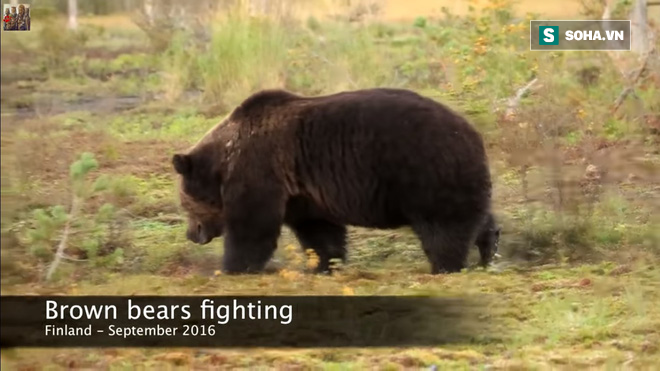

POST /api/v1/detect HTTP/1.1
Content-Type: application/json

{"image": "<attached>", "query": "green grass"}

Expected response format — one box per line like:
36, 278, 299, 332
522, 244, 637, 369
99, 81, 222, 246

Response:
1, 1, 659, 369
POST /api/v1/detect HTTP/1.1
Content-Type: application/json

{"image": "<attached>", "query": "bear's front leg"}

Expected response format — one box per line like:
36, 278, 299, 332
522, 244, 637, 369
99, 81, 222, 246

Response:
288, 219, 347, 274
221, 183, 286, 274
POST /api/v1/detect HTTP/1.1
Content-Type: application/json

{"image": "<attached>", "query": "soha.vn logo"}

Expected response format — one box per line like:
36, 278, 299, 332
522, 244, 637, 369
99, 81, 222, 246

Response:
539, 26, 559, 45
538, 25, 625, 45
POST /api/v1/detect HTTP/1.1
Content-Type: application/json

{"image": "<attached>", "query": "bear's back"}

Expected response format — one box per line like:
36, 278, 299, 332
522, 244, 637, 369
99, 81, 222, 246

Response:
276, 88, 492, 227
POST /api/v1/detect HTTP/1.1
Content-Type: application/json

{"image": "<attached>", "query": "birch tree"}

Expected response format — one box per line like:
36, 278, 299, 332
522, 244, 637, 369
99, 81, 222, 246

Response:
68, 0, 78, 30
630, 0, 650, 54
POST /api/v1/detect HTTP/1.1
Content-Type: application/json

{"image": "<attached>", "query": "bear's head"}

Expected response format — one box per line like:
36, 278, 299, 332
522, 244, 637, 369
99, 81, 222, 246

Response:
172, 116, 240, 245
172, 150, 225, 245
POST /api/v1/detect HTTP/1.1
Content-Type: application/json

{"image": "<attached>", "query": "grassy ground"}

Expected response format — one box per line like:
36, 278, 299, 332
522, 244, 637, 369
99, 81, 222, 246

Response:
1, 0, 660, 369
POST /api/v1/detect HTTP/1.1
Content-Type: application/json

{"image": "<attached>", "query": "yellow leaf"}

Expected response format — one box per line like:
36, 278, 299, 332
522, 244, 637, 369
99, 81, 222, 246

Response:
342, 286, 355, 296
305, 249, 320, 269
279, 269, 302, 281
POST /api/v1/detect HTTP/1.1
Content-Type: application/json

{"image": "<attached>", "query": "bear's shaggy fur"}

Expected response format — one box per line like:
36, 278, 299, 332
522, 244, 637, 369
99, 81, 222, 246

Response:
172, 88, 497, 274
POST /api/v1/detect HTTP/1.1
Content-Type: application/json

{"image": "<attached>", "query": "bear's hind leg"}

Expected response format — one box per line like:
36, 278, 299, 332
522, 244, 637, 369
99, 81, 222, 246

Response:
289, 220, 347, 273
412, 221, 477, 274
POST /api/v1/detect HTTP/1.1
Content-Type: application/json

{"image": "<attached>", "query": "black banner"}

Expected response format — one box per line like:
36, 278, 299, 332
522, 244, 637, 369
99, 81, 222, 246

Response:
0, 296, 498, 348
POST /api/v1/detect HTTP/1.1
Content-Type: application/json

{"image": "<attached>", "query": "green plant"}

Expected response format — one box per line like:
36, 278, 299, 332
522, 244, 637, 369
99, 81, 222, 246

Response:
197, 15, 290, 106
22, 153, 126, 281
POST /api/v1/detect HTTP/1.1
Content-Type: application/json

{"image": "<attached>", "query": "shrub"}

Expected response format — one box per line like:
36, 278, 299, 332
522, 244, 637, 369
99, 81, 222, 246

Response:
19, 153, 129, 281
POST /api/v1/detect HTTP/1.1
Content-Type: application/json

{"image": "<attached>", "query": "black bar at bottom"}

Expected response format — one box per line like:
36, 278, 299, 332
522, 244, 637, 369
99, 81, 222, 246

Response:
1, 295, 498, 348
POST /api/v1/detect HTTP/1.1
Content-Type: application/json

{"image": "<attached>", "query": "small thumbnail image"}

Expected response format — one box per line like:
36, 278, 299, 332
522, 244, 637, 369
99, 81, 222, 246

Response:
3, 3, 30, 31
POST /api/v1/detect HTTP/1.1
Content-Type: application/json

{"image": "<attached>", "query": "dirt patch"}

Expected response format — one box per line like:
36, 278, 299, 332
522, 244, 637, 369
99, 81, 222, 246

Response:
0, 47, 36, 66
104, 138, 187, 178
3, 118, 185, 211
84, 45, 149, 60
7, 123, 110, 183
7, 122, 184, 182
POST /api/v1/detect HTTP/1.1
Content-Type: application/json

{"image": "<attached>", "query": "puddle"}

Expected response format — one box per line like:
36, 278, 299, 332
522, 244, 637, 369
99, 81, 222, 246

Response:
2, 91, 201, 122
1, 89, 206, 122
2, 94, 144, 122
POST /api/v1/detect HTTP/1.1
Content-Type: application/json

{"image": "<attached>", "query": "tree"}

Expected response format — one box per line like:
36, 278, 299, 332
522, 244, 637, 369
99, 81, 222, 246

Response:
68, 0, 77, 30
602, 0, 658, 112
630, 0, 651, 54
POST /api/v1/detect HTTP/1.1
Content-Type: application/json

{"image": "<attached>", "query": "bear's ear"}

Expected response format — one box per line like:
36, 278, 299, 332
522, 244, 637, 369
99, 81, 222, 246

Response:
172, 154, 192, 176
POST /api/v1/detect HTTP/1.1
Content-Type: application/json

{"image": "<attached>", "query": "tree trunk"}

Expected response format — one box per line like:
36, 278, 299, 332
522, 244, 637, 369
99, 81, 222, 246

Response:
123, 0, 134, 13
249, 0, 268, 16
68, 0, 78, 30
630, 0, 650, 54
143, 0, 154, 26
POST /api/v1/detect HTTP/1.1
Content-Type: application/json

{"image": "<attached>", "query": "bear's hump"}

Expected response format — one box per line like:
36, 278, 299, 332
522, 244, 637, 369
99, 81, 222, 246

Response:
231, 89, 301, 121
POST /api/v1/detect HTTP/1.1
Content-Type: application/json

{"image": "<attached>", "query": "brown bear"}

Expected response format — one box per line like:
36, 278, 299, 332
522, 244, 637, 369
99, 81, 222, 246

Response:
172, 88, 498, 274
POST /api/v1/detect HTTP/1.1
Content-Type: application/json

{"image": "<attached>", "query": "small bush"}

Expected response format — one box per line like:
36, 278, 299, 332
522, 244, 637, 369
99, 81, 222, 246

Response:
18, 153, 130, 281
